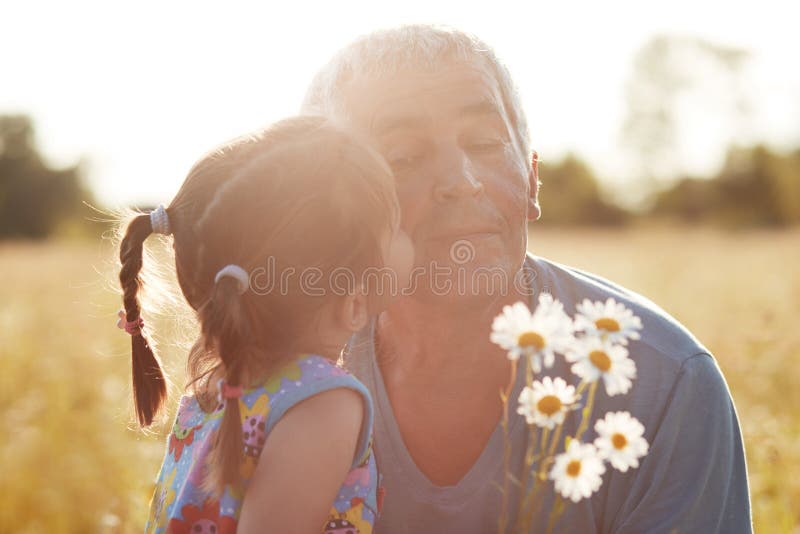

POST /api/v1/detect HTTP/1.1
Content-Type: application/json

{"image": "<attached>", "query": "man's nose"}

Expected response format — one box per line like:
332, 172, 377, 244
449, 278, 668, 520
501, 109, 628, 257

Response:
432, 148, 484, 203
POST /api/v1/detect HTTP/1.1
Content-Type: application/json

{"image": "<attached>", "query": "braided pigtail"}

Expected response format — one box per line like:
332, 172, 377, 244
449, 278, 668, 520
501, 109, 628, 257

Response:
199, 270, 254, 495
119, 214, 168, 426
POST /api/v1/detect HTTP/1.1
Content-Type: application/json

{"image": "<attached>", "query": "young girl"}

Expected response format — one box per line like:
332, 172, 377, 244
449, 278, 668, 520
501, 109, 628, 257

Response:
117, 116, 412, 533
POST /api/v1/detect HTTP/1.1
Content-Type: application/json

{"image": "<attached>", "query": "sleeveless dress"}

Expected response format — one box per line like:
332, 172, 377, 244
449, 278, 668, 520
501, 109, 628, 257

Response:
145, 354, 381, 533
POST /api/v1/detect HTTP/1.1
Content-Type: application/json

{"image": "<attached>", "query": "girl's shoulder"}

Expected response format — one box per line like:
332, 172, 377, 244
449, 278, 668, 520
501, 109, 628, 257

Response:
250, 354, 372, 430
168, 354, 374, 469
245, 354, 375, 469
172, 355, 369, 431
258, 354, 356, 398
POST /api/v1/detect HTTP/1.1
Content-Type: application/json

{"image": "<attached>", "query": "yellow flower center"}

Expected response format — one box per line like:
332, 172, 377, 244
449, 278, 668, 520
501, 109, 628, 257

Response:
566, 460, 582, 477
612, 433, 628, 450
595, 317, 621, 332
536, 395, 563, 416
589, 350, 612, 372
518, 331, 545, 350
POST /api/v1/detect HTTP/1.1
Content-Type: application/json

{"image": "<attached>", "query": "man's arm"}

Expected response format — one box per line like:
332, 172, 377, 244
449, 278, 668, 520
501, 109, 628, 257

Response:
611, 353, 751, 534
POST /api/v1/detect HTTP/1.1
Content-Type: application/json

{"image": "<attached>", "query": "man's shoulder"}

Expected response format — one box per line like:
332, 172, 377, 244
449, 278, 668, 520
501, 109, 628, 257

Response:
526, 253, 710, 368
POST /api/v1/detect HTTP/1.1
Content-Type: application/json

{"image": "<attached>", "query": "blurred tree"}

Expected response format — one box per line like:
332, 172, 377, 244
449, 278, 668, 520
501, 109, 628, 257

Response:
715, 145, 800, 227
538, 154, 629, 226
650, 176, 719, 222
772, 148, 800, 225
620, 35, 751, 205
651, 145, 800, 227
0, 115, 91, 238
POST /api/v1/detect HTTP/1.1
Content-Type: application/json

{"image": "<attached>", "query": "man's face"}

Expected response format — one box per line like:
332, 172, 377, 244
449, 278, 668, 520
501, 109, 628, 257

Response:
343, 60, 538, 293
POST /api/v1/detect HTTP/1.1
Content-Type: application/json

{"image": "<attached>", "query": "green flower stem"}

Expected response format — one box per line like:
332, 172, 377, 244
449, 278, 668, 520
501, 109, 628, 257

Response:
514, 358, 536, 521
515, 423, 547, 532
520, 380, 590, 530
498, 358, 519, 534
574, 380, 599, 442
527, 425, 556, 530
545, 495, 565, 534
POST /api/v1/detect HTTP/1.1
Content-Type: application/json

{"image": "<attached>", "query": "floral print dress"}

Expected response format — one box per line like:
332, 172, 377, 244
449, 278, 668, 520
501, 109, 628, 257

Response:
145, 354, 380, 533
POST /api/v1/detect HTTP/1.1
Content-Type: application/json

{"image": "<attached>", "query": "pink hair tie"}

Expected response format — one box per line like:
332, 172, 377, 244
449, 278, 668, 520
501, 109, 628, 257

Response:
217, 379, 244, 405
117, 310, 144, 336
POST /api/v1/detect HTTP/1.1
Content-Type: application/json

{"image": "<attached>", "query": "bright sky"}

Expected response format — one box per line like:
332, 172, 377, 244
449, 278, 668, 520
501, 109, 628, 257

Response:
3, 0, 799, 206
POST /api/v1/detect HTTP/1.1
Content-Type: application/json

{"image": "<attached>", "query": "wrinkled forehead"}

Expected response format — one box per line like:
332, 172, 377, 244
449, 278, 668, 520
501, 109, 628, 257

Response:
339, 59, 510, 136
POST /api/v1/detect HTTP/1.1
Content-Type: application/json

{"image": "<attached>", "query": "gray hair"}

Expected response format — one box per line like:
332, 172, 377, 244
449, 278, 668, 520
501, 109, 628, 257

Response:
301, 24, 531, 160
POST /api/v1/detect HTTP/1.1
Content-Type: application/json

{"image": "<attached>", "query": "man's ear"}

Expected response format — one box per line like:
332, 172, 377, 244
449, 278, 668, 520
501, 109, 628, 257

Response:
336, 289, 370, 334
528, 150, 542, 221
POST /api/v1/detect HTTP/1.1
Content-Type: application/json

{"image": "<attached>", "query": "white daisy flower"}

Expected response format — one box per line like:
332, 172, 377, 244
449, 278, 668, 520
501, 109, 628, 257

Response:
594, 411, 649, 472
517, 376, 578, 429
575, 298, 642, 345
566, 337, 637, 396
490, 295, 574, 373
549, 440, 606, 502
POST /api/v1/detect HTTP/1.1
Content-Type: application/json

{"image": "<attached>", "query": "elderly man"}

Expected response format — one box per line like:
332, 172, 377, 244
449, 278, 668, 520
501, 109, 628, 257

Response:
303, 26, 751, 533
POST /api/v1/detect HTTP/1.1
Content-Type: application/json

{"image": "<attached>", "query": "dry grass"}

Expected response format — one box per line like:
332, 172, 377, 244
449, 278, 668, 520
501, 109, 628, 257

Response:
0, 227, 797, 532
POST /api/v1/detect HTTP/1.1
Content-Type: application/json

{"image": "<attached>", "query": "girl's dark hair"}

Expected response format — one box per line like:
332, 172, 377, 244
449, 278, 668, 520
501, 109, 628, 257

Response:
118, 214, 168, 426
117, 115, 397, 494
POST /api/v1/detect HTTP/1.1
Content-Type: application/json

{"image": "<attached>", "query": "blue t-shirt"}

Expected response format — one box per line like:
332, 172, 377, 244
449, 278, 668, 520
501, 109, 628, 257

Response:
344, 254, 751, 533
145, 354, 381, 533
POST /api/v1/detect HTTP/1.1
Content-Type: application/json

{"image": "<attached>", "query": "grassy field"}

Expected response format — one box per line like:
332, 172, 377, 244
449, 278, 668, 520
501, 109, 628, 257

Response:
1, 228, 798, 532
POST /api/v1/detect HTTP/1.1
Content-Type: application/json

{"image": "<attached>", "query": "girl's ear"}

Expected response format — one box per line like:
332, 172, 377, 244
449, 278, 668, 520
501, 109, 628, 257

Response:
336, 288, 370, 333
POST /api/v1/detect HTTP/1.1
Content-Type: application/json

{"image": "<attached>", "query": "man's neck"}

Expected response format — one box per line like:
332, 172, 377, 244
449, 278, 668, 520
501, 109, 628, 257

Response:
375, 288, 530, 382
372, 287, 532, 485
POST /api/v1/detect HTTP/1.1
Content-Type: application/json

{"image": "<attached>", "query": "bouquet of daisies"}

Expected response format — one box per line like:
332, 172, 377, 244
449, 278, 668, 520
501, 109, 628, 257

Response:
491, 295, 649, 533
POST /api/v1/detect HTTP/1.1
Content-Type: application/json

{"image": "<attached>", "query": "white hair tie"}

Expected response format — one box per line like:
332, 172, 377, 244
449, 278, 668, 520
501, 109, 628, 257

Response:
214, 265, 249, 295
149, 205, 171, 235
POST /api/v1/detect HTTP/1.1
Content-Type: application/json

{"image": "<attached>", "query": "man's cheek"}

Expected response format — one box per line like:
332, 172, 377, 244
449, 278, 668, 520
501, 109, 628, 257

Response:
487, 181, 528, 220
396, 189, 427, 231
